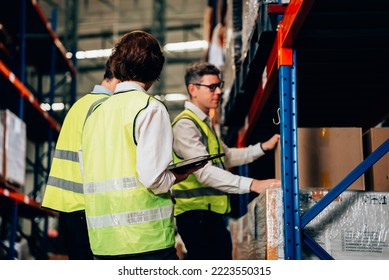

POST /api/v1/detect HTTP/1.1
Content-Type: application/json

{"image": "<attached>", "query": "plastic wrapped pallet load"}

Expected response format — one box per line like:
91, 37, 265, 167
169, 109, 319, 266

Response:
236, 188, 389, 260
1, 109, 27, 190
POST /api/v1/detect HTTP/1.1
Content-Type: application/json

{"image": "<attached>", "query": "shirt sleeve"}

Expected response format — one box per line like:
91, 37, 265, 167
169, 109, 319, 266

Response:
135, 100, 176, 194
222, 142, 265, 169
173, 118, 256, 194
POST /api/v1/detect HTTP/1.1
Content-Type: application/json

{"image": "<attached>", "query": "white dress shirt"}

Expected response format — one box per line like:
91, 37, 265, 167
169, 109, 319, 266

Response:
172, 101, 266, 194
91, 84, 113, 95
114, 82, 176, 195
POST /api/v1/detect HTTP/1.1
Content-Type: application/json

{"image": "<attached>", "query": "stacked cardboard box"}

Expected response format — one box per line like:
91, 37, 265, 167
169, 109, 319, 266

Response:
241, 0, 259, 61
0, 109, 27, 190
364, 128, 389, 191
275, 127, 365, 190
230, 217, 252, 260
234, 188, 389, 260
231, 188, 284, 260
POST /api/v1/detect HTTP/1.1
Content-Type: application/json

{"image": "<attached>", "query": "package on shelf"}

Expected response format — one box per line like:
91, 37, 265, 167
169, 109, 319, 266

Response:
0, 109, 27, 189
225, 0, 243, 66
229, 216, 259, 260
220, 0, 241, 117
230, 188, 284, 260
236, 188, 389, 260
364, 127, 389, 191
303, 190, 389, 260
223, 0, 238, 84
275, 127, 365, 190
241, 0, 260, 61
220, 44, 236, 111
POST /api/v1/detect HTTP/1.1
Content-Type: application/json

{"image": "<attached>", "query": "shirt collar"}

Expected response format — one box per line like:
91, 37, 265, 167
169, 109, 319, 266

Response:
184, 101, 209, 122
90, 85, 113, 96
114, 81, 146, 94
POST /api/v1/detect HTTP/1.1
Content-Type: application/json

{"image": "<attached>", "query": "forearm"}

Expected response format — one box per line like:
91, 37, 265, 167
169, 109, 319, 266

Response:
194, 164, 252, 194
223, 142, 265, 168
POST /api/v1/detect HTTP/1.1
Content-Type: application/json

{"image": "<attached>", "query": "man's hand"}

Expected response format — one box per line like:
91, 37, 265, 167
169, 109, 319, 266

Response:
261, 134, 280, 152
249, 178, 281, 193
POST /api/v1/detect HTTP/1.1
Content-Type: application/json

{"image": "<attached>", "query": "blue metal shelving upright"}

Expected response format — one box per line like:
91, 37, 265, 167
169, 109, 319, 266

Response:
278, 49, 302, 259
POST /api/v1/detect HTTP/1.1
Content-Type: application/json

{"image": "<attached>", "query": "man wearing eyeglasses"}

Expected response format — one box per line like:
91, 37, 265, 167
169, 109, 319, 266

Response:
171, 62, 281, 260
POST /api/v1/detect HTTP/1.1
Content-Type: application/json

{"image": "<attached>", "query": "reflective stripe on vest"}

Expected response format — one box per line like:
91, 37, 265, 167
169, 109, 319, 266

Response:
83, 176, 139, 194
82, 91, 175, 256
47, 176, 83, 194
54, 149, 79, 162
46, 150, 83, 193
87, 205, 173, 229
172, 109, 229, 215
42, 93, 110, 212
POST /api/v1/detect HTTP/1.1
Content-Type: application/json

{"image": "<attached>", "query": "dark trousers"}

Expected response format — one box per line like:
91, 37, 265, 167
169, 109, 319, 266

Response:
58, 210, 94, 260
176, 210, 232, 260
94, 247, 178, 260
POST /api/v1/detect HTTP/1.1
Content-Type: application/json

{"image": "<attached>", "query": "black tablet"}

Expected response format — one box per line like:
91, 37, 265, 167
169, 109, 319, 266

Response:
168, 153, 225, 174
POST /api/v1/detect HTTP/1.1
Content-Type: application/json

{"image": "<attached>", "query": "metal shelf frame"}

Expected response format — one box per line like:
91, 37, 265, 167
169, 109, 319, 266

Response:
225, 0, 389, 259
277, 0, 389, 259
0, 0, 76, 259
0, 187, 56, 259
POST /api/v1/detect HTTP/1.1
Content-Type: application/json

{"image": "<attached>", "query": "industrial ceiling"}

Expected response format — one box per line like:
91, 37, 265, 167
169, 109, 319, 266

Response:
39, 0, 208, 118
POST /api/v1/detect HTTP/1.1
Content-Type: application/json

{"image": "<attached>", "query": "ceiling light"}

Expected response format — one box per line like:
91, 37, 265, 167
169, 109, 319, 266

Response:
164, 40, 208, 53
67, 49, 113, 60
40, 103, 65, 111
164, 93, 188, 102
66, 40, 208, 60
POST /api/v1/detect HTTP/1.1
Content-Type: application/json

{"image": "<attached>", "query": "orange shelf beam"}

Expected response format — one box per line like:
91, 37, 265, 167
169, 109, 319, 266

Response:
0, 60, 61, 132
0, 187, 40, 208
237, 0, 315, 146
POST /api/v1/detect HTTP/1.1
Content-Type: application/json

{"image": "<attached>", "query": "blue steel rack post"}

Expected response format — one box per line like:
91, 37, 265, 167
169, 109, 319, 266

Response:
277, 25, 301, 259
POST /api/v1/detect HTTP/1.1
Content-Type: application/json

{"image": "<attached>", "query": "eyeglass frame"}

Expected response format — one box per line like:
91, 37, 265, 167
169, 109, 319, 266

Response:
192, 81, 224, 92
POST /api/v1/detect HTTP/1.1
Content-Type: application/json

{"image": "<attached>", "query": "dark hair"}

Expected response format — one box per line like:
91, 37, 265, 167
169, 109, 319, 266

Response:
109, 30, 165, 83
184, 62, 221, 88
103, 59, 114, 81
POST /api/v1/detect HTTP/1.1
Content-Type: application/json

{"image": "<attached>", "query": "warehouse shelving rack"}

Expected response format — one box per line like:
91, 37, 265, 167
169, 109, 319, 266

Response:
0, 0, 76, 259
223, 0, 389, 259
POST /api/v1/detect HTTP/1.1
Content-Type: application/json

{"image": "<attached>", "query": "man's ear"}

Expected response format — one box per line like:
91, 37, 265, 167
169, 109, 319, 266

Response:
187, 84, 196, 99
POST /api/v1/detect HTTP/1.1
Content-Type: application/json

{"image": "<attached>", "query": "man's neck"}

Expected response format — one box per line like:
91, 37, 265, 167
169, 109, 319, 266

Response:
190, 100, 209, 115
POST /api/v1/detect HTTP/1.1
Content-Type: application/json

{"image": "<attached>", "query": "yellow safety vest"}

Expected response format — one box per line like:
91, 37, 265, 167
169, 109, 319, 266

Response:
82, 90, 175, 256
42, 93, 109, 212
172, 109, 230, 216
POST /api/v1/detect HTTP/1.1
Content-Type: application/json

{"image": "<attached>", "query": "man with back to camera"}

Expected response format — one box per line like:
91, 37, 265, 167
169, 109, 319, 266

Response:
171, 62, 281, 260
81, 31, 204, 260
41, 60, 119, 259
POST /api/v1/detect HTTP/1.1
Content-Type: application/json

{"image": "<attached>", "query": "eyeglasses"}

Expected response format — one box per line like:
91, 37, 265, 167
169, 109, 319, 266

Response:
193, 81, 224, 92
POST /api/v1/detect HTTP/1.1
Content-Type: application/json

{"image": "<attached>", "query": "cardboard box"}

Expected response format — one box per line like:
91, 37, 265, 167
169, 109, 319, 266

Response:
230, 188, 284, 260
236, 188, 389, 260
1, 109, 27, 189
364, 128, 389, 191
229, 217, 253, 260
275, 127, 365, 190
